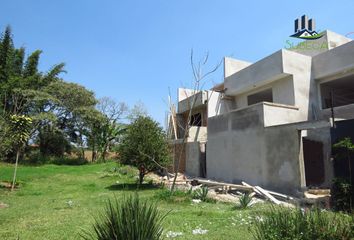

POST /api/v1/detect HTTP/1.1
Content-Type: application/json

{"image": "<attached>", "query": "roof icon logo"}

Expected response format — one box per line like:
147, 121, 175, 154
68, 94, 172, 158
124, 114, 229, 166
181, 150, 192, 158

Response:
290, 15, 324, 40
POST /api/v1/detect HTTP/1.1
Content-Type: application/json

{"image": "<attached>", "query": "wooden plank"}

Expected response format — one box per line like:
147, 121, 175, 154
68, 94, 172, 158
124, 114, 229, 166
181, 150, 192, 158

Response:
307, 189, 330, 195
242, 181, 262, 195
193, 178, 253, 191
242, 181, 294, 200
267, 190, 294, 200
255, 186, 282, 205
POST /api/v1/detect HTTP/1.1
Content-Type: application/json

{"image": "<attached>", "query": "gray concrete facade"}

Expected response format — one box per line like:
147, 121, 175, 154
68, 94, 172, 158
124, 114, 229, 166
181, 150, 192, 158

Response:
172, 30, 354, 194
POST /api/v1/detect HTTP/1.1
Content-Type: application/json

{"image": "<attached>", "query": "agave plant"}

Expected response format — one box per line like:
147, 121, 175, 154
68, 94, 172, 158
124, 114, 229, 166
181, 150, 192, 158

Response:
193, 185, 209, 202
238, 193, 253, 209
82, 194, 168, 240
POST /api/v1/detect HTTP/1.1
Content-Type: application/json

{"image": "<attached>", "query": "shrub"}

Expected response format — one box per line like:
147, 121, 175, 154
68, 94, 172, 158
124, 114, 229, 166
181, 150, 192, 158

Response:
82, 194, 167, 240
118, 116, 170, 184
237, 193, 253, 209
25, 150, 49, 164
331, 177, 352, 212
193, 185, 209, 202
252, 207, 354, 240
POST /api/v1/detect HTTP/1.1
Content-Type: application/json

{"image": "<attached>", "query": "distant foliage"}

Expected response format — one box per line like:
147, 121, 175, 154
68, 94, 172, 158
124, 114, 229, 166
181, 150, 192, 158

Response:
252, 207, 354, 240
0, 26, 114, 163
82, 194, 167, 240
38, 126, 71, 157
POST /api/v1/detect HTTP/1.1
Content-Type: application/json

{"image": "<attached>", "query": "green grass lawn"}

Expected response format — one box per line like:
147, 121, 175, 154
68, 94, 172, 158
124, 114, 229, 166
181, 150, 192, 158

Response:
0, 162, 265, 240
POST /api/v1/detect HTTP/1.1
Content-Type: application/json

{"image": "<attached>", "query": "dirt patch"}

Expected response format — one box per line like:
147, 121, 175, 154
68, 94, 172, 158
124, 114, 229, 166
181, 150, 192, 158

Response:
0, 202, 9, 209
0, 181, 18, 189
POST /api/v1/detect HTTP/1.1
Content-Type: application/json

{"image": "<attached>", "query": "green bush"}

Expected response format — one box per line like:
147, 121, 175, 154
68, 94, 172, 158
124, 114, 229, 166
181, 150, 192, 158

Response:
331, 178, 352, 212
252, 207, 354, 240
82, 194, 167, 240
24, 150, 49, 164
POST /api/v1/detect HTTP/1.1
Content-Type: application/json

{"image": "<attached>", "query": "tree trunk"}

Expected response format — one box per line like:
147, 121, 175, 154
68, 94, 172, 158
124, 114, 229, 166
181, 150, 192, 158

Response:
102, 143, 108, 162
139, 173, 144, 185
11, 150, 20, 191
91, 140, 96, 162
139, 165, 145, 185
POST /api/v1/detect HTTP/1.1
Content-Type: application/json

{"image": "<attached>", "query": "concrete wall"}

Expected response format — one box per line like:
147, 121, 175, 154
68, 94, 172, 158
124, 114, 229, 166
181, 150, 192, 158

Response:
225, 50, 289, 96
207, 91, 221, 117
312, 41, 354, 80
185, 142, 206, 177
178, 90, 208, 114
206, 102, 314, 193
226, 49, 313, 124
206, 104, 269, 187
187, 126, 207, 142
224, 57, 252, 78
263, 102, 300, 127
263, 125, 302, 192
234, 76, 295, 108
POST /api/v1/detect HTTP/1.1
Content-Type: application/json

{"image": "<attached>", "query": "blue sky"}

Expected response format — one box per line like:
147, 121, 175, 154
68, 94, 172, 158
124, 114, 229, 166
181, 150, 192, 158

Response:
1, 0, 354, 126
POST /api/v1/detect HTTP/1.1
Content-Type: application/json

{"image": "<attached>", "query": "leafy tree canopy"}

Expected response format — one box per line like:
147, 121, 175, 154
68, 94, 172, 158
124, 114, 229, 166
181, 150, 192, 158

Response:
118, 116, 170, 184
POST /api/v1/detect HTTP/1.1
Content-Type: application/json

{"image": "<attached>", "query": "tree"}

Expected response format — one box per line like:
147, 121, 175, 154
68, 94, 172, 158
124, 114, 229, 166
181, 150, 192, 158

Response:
8, 114, 32, 191
43, 81, 98, 159
169, 50, 221, 192
127, 101, 148, 122
0, 26, 66, 161
0, 26, 65, 116
95, 97, 128, 161
118, 116, 170, 184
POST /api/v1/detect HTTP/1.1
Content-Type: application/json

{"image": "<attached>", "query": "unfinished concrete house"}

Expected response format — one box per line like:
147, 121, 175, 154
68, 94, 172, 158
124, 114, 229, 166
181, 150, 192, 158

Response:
169, 27, 354, 194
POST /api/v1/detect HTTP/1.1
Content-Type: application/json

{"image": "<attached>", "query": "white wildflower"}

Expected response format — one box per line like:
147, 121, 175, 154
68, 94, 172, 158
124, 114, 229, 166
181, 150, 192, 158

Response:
166, 231, 183, 238
192, 228, 208, 235
66, 200, 74, 208
192, 199, 201, 204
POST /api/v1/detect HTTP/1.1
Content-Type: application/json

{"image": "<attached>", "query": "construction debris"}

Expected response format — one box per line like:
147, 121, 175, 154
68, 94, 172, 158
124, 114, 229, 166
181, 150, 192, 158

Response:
149, 171, 331, 208
191, 178, 253, 192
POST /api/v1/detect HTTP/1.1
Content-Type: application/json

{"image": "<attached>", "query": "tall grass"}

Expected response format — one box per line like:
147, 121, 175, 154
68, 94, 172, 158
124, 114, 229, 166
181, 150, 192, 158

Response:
252, 207, 354, 240
82, 194, 168, 240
